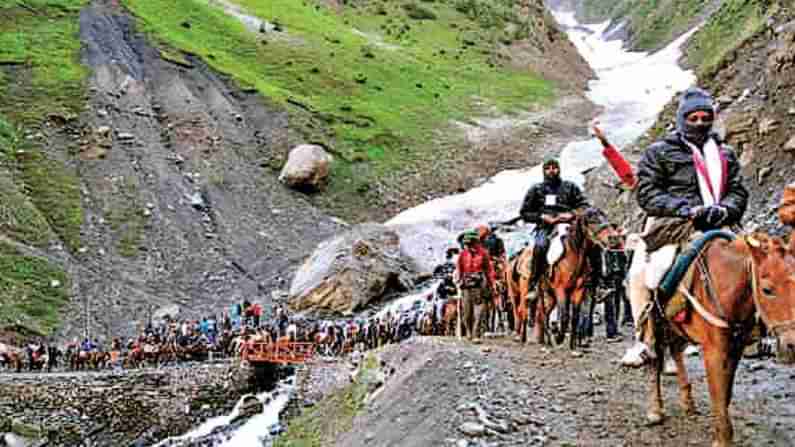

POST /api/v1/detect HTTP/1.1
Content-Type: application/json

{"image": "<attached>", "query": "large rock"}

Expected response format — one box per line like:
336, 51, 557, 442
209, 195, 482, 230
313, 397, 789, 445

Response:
278, 144, 332, 191
288, 223, 417, 315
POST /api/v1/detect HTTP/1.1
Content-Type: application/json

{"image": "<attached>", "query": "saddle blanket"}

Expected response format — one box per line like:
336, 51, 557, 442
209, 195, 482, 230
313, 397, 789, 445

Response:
546, 223, 570, 267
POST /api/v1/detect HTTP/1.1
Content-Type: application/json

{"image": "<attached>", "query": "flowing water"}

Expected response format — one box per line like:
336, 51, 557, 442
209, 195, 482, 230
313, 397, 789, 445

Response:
153, 377, 294, 446
387, 11, 697, 272
162, 4, 698, 446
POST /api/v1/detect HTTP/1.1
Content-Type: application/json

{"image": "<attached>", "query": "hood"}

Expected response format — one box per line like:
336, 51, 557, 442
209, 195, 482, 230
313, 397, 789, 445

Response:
675, 87, 715, 134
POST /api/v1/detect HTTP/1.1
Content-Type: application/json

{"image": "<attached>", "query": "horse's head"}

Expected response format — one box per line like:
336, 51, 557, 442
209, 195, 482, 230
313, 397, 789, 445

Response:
745, 233, 795, 356
577, 207, 620, 249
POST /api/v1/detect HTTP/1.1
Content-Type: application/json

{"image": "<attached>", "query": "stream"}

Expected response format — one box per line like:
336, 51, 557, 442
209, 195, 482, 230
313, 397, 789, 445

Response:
157, 4, 697, 446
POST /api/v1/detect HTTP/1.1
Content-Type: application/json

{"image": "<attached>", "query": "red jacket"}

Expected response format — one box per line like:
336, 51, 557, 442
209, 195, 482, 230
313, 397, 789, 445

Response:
602, 144, 636, 188
457, 245, 496, 287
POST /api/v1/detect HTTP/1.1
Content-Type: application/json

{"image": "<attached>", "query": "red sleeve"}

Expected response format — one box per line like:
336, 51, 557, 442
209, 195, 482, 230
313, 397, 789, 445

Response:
602, 144, 636, 188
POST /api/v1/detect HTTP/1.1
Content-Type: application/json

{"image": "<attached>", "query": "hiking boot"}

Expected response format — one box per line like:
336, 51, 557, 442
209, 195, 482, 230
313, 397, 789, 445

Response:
620, 341, 656, 367
606, 334, 623, 343
472, 338, 482, 345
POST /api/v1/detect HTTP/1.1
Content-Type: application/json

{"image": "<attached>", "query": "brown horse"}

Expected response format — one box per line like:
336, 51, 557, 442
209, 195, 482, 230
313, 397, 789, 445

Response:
646, 232, 795, 447
441, 299, 459, 336
0, 343, 23, 372
509, 208, 616, 348
73, 350, 110, 370
506, 248, 534, 342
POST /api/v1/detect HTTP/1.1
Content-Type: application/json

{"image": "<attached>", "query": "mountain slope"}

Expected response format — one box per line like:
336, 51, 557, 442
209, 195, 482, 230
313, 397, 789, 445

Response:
0, 0, 593, 339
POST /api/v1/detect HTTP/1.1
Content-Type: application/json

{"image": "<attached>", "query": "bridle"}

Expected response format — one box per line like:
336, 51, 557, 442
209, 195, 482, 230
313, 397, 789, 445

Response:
748, 258, 795, 337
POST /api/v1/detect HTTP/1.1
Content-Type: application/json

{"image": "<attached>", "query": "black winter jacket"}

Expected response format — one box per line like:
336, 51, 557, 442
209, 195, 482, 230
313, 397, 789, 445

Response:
520, 179, 589, 227
636, 132, 748, 229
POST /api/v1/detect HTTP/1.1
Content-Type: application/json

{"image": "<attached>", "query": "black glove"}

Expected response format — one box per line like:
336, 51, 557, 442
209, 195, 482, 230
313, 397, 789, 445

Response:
703, 205, 728, 227
676, 204, 703, 219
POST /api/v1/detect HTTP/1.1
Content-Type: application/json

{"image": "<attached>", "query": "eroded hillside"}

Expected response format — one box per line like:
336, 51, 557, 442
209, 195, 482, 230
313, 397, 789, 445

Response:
0, 0, 592, 339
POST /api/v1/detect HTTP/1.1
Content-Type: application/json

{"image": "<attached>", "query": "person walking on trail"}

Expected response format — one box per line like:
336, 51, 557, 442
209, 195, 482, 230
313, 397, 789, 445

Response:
477, 224, 508, 332
621, 87, 748, 367
456, 230, 497, 343
519, 157, 590, 287
433, 247, 459, 301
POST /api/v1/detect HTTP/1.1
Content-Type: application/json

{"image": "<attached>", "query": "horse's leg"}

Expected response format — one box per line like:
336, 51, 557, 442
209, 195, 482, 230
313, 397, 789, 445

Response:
670, 343, 696, 416
517, 277, 528, 343
556, 293, 570, 346
532, 286, 544, 344
646, 347, 665, 425
703, 342, 739, 447
570, 298, 580, 350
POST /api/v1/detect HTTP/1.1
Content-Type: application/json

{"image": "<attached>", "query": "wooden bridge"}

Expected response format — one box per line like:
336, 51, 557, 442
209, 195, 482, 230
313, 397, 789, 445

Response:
241, 341, 316, 365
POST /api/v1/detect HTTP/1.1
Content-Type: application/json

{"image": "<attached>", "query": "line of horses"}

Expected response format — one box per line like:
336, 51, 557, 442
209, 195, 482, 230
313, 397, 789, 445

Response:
498, 207, 795, 447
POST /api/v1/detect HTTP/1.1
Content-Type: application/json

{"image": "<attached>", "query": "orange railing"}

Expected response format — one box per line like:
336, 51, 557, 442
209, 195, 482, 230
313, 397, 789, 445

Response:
241, 341, 315, 364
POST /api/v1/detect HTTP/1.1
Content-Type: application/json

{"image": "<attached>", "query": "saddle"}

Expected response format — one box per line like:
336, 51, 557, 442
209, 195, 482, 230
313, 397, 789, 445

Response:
656, 230, 737, 321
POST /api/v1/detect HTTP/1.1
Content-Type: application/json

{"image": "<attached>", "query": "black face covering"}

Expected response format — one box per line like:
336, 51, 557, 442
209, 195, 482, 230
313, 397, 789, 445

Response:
675, 88, 716, 148
682, 121, 712, 147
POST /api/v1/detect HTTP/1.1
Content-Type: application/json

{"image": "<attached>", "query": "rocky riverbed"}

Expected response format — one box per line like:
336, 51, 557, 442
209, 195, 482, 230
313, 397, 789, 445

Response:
0, 362, 249, 446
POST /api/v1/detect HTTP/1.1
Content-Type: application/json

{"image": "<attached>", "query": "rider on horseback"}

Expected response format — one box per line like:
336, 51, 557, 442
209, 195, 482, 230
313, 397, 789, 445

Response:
519, 157, 589, 287
621, 87, 749, 366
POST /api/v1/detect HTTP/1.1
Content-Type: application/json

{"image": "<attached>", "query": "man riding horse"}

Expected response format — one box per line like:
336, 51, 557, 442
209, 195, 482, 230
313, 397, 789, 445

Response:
621, 87, 749, 366
519, 157, 590, 289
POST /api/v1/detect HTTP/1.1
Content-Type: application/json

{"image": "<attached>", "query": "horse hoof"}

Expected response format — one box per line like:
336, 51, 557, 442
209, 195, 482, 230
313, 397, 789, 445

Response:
645, 411, 664, 426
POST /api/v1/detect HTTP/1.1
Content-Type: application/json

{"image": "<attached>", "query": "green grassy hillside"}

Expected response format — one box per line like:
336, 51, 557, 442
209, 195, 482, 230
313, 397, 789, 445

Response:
0, 0, 86, 252
122, 0, 555, 212
686, 0, 769, 76
0, 0, 87, 336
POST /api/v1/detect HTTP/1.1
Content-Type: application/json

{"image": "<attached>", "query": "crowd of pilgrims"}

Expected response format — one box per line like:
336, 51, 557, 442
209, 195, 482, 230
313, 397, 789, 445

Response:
1, 226, 634, 375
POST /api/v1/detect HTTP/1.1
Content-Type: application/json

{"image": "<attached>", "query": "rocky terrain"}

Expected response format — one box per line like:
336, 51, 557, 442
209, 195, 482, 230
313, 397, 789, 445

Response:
0, 362, 250, 446
274, 336, 795, 446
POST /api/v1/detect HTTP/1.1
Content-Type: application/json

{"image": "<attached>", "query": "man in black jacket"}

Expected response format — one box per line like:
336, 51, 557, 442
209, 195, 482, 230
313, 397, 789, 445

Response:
621, 87, 749, 367
519, 158, 589, 286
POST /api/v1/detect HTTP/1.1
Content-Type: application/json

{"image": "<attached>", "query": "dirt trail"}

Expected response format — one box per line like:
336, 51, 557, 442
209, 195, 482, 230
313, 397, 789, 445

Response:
336, 336, 794, 446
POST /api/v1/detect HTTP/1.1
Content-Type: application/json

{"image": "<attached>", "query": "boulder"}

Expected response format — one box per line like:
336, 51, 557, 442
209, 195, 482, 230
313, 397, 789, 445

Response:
278, 144, 332, 191
231, 395, 262, 423
288, 223, 417, 315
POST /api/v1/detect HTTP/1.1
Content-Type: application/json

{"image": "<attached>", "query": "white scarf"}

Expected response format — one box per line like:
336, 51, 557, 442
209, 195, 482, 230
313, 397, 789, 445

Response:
684, 137, 726, 206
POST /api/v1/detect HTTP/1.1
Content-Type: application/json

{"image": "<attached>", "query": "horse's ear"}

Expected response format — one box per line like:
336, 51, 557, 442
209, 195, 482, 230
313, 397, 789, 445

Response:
745, 233, 770, 264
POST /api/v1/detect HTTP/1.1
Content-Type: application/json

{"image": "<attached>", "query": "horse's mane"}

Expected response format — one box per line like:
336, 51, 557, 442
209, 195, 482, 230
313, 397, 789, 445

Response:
569, 209, 589, 252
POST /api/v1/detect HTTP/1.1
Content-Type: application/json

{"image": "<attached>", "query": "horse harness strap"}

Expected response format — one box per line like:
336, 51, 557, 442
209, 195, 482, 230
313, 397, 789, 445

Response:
673, 252, 731, 330
748, 259, 795, 337
695, 253, 750, 350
